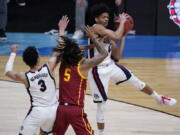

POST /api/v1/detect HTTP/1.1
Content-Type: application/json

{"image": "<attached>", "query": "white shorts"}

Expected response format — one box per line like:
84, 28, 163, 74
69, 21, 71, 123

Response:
88, 62, 132, 102
19, 103, 58, 135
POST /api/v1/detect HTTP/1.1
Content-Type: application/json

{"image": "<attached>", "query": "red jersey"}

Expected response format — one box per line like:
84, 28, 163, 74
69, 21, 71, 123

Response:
59, 61, 87, 107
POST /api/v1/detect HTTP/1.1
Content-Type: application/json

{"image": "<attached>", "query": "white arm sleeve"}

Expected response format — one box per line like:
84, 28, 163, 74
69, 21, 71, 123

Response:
5, 52, 16, 74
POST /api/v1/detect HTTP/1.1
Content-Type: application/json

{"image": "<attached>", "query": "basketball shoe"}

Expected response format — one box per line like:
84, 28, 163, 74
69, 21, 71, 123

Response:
156, 95, 177, 106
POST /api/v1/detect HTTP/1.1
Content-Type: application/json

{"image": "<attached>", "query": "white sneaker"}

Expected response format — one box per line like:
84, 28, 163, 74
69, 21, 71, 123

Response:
157, 96, 177, 106
72, 30, 84, 40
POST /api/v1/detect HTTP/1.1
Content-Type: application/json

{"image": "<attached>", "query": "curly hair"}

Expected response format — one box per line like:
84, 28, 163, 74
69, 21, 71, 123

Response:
23, 46, 39, 67
91, 3, 110, 19
54, 36, 83, 66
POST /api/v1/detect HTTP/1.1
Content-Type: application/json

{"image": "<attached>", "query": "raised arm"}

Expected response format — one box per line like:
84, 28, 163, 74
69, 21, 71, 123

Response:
80, 26, 108, 76
58, 15, 69, 36
5, 45, 28, 86
111, 36, 125, 62
94, 13, 128, 41
47, 15, 70, 73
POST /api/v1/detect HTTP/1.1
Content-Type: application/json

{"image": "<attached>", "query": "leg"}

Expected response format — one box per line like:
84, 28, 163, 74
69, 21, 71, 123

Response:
19, 107, 42, 135
125, 70, 177, 106
88, 67, 110, 135
40, 104, 58, 135
75, 0, 87, 31
0, 0, 7, 30
73, 0, 88, 39
96, 102, 106, 135
53, 105, 69, 135
112, 63, 177, 106
71, 107, 94, 135
0, 0, 7, 39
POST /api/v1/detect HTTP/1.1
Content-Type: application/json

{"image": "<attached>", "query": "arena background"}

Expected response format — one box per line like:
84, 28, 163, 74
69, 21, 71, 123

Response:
7, 0, 180, 35
0, 0, 180, 134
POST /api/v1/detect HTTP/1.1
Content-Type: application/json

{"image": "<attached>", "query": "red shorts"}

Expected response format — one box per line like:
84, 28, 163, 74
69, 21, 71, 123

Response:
53, 105, 94, 135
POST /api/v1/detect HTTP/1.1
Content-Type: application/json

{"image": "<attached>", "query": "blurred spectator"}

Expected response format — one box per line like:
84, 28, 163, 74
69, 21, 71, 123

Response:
72, 0, 88, 40
0, 0, 8, 40
16, 0, 26, 6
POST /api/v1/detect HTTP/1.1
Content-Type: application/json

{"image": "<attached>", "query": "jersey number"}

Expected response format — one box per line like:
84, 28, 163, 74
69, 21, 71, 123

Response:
38, 80, 47, 92
64, 68, 71, 82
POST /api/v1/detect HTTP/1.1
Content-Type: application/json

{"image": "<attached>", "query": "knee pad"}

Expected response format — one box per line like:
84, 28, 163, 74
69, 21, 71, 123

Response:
96, 102, 106, 123
127, 74, 146, 90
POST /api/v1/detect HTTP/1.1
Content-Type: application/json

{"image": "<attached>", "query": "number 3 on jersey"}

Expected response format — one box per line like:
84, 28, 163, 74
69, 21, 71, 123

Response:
38, 80, 46, 92
64, 68, 71, 82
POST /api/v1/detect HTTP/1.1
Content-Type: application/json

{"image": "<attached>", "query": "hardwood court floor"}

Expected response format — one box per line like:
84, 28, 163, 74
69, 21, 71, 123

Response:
0, 80, 180, 135
0, 56, 180, 117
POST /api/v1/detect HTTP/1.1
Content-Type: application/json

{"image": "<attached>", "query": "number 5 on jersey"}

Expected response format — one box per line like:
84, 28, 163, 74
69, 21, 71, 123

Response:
64, 68, 71, 82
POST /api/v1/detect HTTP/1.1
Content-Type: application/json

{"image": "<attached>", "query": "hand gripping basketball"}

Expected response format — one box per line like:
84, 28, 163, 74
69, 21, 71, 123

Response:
115, 13, 134, 35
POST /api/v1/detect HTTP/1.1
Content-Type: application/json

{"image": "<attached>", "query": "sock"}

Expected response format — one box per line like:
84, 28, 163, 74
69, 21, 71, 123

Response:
98, 129, 104, 135
150, 91, 161, 101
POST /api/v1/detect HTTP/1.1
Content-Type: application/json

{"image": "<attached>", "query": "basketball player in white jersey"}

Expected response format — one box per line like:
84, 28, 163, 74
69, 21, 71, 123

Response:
4, 16, 70, 135
87, 4, 177, 135
4, 44, 60, 135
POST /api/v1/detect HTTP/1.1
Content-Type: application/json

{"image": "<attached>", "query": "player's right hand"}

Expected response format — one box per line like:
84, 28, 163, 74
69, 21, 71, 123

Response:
119, 13, 129, 24
84, 26, 96, 39
58, 15, 69, 35
10, 44, 19, 53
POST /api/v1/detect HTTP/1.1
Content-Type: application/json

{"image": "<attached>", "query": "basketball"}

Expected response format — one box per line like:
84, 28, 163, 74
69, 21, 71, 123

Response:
114, 14, 134, 35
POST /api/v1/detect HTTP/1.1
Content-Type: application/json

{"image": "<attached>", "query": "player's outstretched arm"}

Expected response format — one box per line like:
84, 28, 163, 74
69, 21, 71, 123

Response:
79, 44, 95, 51
47, 15, 69, 74
58, 15, 69, 36
5, 45, 27, 85
47, 52, 61, 74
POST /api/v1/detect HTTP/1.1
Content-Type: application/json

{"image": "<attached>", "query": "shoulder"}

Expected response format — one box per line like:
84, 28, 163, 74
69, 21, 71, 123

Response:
79, 58, 86, 65
93, 24, 105, 30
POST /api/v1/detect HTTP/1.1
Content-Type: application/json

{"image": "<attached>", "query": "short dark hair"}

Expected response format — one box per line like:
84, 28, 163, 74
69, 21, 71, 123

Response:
91, 3, 110, 19
54, 36, 83, 66
23, 46, 39, 67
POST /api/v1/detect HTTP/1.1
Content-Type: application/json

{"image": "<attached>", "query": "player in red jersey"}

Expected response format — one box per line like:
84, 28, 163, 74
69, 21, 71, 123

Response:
53, 17, 108, 135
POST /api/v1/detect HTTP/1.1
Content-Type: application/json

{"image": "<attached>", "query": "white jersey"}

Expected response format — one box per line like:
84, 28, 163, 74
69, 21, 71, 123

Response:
87, 24, 113, 66
88, 38, 113, 66
25, 64, 58, 107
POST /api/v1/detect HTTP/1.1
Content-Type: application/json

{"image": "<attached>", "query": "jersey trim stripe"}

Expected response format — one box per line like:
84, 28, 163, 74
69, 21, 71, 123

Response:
77, 78, 83, 105
25, 106, 33, 118
45, 64, 56, 89
44, 64, 55, 80
25, 72, 30, 89
40, 128, 53, 134
25, 72, 33, 106
81, 109, 93, 135
92, 67, 108, 101
77, 61, 87, 79
115, 64, 132, 85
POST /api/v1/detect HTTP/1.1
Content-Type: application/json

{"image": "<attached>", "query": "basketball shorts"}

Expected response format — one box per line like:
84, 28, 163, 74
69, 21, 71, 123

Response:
88, 62, 132, 102
53, 105, 94, 135
19, 103, 58, 135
